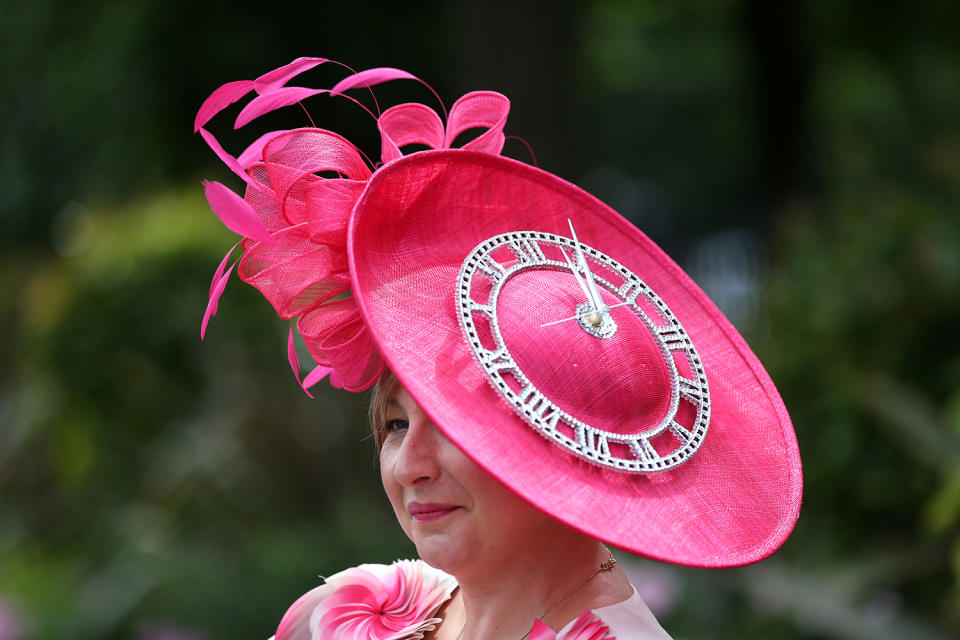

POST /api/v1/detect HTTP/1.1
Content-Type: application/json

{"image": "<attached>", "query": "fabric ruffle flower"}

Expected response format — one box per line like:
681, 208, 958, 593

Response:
195, 57, 512, 394
529, 611, 616, 640
272, 560, 457, 640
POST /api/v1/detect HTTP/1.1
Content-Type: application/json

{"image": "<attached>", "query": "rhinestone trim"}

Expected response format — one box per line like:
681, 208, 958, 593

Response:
455, 231, 710, 473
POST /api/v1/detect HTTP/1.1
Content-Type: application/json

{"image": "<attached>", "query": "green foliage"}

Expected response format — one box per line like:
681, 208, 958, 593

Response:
752, 186, 960, 632
2, 1, 959, 638
2, 189, 412, 638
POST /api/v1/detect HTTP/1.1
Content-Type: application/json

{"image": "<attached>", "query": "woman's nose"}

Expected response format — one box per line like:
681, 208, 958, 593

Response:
393, 417, 442, 487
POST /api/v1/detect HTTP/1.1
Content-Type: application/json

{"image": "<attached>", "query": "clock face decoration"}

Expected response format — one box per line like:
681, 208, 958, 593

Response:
456, 230, 710, 473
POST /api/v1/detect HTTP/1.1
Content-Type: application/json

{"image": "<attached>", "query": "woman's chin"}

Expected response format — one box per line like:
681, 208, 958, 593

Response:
412, 532, 473, 574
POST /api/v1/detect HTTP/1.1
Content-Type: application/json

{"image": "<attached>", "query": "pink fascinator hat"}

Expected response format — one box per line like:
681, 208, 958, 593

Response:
196, 57, 802, 568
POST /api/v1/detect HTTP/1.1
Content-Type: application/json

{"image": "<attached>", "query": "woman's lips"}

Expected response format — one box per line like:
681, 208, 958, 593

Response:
407, 502, 460, 522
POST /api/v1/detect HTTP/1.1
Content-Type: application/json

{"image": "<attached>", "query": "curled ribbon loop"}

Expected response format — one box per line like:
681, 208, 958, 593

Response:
261, 129, 372, 226
376, 91, 511, 164
238, 221, 350, 320
445, 91, 510, 155
298, 298, 385, 392
378, 103, 446, 163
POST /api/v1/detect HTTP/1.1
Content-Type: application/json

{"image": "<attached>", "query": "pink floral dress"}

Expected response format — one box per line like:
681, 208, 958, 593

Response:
270, 560, 672, 640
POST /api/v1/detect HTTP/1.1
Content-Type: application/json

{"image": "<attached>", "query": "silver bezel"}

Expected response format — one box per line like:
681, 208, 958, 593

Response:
456, 231, 710, 473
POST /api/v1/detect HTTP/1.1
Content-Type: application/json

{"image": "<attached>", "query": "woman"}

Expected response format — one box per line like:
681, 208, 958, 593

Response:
195, 57, 802, 639
363, 373, 667, 639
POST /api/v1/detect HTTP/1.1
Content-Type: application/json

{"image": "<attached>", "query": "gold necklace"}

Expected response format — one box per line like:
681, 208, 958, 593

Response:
453, 554, 616, 640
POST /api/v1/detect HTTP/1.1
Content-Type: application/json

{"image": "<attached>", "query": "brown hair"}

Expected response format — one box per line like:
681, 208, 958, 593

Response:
368, 369, 399, 454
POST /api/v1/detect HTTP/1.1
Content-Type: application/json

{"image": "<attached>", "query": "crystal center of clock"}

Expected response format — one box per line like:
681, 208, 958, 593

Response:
576, 301, 618, 339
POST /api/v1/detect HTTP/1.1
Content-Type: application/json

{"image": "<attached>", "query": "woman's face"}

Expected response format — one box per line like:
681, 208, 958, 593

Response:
379, 384, 558, 573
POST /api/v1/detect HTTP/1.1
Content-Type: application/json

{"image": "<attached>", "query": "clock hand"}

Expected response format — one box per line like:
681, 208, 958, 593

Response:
562, 248, 596, 308
561, 248, 607, 327
567, 219, 606, 313
540, 301, 632, 328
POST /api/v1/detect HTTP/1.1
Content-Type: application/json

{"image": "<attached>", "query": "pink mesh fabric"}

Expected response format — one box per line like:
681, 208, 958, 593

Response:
497, 270, 674, 434
237, 222, 351, 319
297, 298, 383, 392
349, 151, 802, 567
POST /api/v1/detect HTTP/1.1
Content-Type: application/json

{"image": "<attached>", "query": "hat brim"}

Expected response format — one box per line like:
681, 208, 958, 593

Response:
349, 150, 801, 568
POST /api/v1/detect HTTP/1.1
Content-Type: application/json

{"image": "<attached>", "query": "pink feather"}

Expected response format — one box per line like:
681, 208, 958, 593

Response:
288, 326, 318, 398
203, 180, 275, 245
287, 325, 301, 378
234, 87, 327, 129
330, 67, 420, 95
254, 57, 328, 94
237, 130, 286, 169
302, 364, 334, 391
198, 128, 262, 191
201, 263, 234, 339
194, 80, 255, 132
209, 242, 239, 297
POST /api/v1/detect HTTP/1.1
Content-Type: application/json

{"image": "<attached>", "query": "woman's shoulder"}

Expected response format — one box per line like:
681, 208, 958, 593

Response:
268, 562, 672, 640
562, 587, 673, 640
270, 559, 457, 640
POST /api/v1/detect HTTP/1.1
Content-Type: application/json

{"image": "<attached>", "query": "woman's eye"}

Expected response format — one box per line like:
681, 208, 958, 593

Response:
385, 419, 409, 433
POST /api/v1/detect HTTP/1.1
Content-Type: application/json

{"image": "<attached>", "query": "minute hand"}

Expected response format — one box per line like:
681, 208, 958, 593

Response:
562, 249, 596, 308
568, 219, 606, 311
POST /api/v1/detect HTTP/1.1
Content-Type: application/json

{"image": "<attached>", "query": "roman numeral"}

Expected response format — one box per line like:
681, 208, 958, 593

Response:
617, 278, 643, 304
508, 237, 546, 264
678, 376, 705, 404
478, 348, 513, 373
629, 438, 658, 462
577, 426, 610, 458
670, 420, 693, 444
468, 300, 494, 317
516, 385, 561, 430
656, 325, 689, 351
476, 255, 506, 280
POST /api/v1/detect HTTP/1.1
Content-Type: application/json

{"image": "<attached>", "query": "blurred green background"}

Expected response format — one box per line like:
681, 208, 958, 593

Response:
2, 1, 959, 638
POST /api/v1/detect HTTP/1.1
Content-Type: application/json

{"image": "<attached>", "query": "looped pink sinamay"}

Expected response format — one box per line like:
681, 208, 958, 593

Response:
378, 91, 510, 162
197, 59, 512, 392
